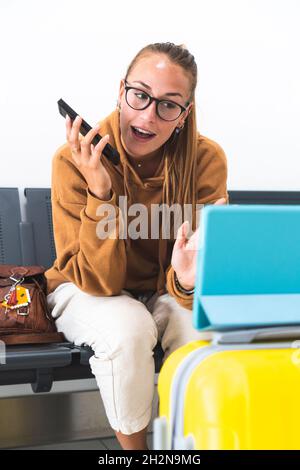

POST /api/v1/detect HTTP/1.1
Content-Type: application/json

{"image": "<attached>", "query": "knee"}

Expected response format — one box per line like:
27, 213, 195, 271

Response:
93, 311, 158, 360
91, 329, 158, 380
116, 315, 158, 355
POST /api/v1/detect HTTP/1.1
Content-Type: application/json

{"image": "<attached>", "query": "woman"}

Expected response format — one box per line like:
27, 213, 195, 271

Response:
45, 42, 228, 450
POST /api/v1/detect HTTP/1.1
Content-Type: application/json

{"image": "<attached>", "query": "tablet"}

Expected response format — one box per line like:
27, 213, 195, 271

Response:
192, 204, 300, 330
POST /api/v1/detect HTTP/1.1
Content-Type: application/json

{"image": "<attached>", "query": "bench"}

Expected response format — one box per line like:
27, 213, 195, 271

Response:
1, 188, 300, 392
0, 188, 300, 448
1, 187, 300, 447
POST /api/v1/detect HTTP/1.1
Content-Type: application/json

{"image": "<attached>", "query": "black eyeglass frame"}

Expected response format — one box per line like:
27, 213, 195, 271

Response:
124, 79, 189, 122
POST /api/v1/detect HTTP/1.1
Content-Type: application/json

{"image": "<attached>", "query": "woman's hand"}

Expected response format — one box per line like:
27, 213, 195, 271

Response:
171, 197, 227, 290
66, 114, 112, 200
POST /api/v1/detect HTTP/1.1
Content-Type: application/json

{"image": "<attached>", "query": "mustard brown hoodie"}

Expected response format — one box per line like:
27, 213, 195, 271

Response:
45, 108, 228, 310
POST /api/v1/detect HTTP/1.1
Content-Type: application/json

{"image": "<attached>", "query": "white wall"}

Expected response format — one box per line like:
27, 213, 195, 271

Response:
1, 0, 299, 194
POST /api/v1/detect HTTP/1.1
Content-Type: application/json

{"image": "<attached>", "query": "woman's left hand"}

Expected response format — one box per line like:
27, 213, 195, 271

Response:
171, 198, 227, 290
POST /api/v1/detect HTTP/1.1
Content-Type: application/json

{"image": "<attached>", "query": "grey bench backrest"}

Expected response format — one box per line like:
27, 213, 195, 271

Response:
0, 187, 56, 268
2, 188, 300, 269
26, 188, 300, 269
23, 188, 56, 269
229, 190, 300, 205
0, 188, 23, 264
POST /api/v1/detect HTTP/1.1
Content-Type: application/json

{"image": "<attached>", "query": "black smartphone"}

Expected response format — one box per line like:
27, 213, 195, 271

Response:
57, 98, 120, 166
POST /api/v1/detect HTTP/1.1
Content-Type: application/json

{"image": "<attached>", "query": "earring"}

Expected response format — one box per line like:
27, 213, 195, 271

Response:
175, 123, 184, 134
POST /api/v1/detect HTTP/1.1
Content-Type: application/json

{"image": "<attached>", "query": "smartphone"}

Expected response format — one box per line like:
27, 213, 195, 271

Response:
57, 98, 120, 166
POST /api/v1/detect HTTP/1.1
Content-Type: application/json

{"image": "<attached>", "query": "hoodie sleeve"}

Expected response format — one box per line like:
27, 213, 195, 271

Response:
166, 135, 229, 310
50, 149, 127, 296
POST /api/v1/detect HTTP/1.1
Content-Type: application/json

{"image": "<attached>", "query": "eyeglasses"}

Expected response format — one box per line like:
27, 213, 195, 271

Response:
124, 79, 189, 121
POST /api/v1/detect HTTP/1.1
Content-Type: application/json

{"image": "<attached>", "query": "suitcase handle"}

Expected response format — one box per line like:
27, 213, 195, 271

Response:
213, 326, 300, 344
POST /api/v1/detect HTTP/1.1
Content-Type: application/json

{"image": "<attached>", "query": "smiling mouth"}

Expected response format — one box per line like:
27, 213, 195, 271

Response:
131, 126, 156, 140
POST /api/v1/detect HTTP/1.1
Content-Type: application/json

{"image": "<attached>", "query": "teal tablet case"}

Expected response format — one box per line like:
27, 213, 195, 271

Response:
192, 205, 300, 330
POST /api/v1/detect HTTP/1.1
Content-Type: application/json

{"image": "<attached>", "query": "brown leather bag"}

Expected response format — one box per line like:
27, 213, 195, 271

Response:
0, 264, 65, 345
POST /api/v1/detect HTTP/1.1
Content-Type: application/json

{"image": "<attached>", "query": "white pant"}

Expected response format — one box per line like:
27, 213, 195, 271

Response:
46, 282, 210, 435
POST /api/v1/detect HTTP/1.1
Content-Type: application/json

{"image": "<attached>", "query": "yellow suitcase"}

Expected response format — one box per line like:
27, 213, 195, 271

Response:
154, 328, 300, 450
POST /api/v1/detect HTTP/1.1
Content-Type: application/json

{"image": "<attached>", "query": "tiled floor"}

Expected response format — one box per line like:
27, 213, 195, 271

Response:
15, 433, 153, 450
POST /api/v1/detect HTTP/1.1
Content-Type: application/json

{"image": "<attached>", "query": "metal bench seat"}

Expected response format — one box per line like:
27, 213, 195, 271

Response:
1, 188, 300, 394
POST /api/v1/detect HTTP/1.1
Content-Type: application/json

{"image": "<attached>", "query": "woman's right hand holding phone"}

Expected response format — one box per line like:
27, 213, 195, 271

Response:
66, 115, 112, 200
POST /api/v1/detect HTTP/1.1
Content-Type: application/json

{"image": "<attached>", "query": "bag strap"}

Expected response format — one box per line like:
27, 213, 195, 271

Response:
214, 326, 300, 344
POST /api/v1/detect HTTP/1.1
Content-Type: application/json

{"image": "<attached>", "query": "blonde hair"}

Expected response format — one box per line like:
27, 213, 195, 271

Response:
124, 42, 198, 234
